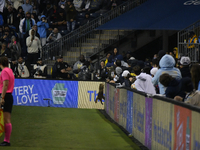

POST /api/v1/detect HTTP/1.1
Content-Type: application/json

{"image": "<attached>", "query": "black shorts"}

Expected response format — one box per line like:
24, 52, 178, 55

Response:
1, 93, 13, 113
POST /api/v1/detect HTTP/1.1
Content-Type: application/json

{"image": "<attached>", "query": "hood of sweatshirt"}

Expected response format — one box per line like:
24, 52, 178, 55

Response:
159, 54, 175, 68
40, 15, 46, 20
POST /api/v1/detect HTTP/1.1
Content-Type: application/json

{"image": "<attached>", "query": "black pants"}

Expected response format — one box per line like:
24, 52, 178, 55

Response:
27, 53, 39, 64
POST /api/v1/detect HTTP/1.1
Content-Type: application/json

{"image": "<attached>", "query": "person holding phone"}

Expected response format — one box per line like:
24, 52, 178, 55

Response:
37, 15, 49, 46
26, 29, 42, 64
0, 57, 15, 146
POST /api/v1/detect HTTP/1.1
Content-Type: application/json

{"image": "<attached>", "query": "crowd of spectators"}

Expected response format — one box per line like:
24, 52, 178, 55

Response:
50, 47, 200, 107
0, 0, 126, 72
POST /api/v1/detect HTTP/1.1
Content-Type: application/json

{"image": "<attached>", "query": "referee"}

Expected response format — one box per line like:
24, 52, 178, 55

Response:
0, 57, 15, 146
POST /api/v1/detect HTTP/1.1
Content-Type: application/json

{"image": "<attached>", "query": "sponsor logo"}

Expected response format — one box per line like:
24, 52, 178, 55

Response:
52, 83, 67, 104
184, 0, 200, 5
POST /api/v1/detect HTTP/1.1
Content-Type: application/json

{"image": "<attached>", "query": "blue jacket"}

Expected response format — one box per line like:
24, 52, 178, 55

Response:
37, 15, 49, 38
152, 54, 182, 95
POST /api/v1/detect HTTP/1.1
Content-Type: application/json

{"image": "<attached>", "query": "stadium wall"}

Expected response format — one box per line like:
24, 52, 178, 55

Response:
13, 79, 104, 109
105, 83, 200, 150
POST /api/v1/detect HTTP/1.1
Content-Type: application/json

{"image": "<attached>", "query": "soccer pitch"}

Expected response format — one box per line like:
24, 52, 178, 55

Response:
0, 106, 141, 150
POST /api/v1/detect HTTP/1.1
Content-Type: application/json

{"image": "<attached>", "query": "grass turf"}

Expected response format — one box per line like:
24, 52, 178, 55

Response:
0, 106, 141, 150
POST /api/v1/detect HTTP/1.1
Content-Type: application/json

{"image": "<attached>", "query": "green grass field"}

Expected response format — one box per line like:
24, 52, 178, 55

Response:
0, 106, 140, 150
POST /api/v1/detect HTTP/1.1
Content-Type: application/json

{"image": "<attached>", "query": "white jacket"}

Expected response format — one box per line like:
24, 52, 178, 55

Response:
26, 29, 42, 54
132, 73, 156, 95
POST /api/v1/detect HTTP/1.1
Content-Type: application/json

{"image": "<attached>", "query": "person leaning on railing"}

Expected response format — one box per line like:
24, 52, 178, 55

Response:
187, 31, 198, 49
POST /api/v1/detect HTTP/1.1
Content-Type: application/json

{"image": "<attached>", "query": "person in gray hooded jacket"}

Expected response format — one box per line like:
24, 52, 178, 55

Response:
152, 54, 182, 95
8, 36, 21, 60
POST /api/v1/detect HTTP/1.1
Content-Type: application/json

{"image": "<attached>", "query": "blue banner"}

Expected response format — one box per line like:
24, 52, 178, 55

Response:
13, 79, 78, 108
126, 90, 133, 133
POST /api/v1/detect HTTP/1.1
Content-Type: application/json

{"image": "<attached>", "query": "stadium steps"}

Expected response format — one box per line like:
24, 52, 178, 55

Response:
63, 30, 126, 65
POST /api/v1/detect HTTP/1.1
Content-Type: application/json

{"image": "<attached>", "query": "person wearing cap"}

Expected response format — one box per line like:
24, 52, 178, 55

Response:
19, 11, 35, 57
37, 15, 49, 46
152, 54, 182, 95
179, 56, 191, 78
16, 56, 30, 78
65, 0, 77, 32
32, 58, 47, 78
21, 0, 33, 14
73, 54, 86, 74
121, 70, 131, 87
187, 31, 198, 49
52, 56, 72, 79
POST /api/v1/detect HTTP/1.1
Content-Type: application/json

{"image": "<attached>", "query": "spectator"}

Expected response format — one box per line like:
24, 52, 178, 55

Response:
32, 58, 47, 78
26, 29, 41, 64
47, 27, 62, 43
105, 55, 114, 67
65, 0, 77, 32
59, 0, 67, 9
37, 15, 49, 46
116, 55, 128, 68
152, 54, 182, 95
0, 26, 3, 43
16, 56, 30, 78
124, 51, 131, 62
2, 29, 12, 44
121, 70, 131, 87
179, 56, 191, 78
104, 52, 111, 66
73, 0, 84, 12
52, 55, 73, 79
97, 60, 107, 80
8, 36, 21, 60
73, 54, 86, 74
19, 11, 35, 57
31, 12, 39, 23
41, 1, 52, 21
157, 50, 166, 61
150, 58, 159, 77
3, 4, 17, 27
159, 73, 193, 100
187, 31, 197, 49
21, 0, 33, 14
49, 4, 60, 29
0, 42, 11, 58
112, 47, 119, 61
190, 64, 200, 91
173, 47, 178, 60
81, 0, 91, 12
16, 6, 25, 33
80, 12, 92, 26
131, 69, 156, 95
88, 0, 103, 13
78, 61, 91, 80
107, 0, 122, 10
56, 9, 67, 31
13, 0, 24, 10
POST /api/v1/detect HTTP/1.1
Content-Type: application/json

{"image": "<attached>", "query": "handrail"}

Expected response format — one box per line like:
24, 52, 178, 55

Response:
42, 0, 148, 64
178, 19, 200, 62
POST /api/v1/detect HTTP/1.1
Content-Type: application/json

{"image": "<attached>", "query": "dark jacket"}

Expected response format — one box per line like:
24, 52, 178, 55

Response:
65, 3, 77, 21
180, 66, 191, 78
165, 77, 193, 99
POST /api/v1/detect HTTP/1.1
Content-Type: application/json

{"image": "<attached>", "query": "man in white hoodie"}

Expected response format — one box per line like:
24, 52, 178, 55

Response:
26, 29, 41, 64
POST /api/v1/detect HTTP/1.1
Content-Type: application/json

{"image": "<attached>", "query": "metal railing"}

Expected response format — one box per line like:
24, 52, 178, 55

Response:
178, 20, 200, 62
42, 0, 148, 65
